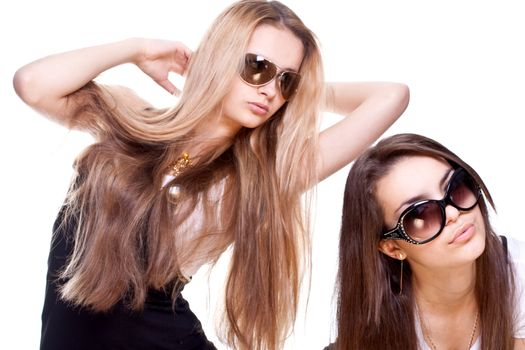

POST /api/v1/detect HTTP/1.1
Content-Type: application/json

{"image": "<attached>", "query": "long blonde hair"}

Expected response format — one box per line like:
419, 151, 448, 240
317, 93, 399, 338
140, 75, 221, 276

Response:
58, 1, 324, 349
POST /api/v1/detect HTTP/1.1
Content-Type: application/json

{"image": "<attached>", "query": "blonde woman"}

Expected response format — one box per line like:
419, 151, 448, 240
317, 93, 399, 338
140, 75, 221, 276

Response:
13, 1, 409, 349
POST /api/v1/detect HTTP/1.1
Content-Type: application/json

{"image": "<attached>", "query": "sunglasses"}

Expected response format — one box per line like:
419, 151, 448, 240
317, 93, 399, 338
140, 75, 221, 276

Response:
240, 53, 301, 101
381, 168, 481, 245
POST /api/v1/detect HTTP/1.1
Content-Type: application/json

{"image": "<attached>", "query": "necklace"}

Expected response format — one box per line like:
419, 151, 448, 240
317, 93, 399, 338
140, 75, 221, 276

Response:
169, 152, 192, 177
416, 304, 479, 350
162, 152, 192, 196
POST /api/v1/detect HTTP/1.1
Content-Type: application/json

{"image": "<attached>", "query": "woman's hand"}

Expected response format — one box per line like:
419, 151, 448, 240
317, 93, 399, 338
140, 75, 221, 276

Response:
134, 39, 192, 96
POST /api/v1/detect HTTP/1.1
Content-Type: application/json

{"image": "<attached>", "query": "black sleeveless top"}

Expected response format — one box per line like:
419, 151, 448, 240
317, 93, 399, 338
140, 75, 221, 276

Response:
40, 209, 217, 350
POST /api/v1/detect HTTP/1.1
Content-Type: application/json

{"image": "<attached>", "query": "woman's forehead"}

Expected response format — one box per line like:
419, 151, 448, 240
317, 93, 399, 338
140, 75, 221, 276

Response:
376, 156, 452, 215
246, 24, 304, 71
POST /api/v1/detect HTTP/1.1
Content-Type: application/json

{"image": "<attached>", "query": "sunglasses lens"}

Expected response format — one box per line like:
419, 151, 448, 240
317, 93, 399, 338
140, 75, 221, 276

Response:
241, 53, 276, 86
279, 72, 301, 100
240, 54, 301, 100
403, 202, 443, 242
449, 170, 479, 210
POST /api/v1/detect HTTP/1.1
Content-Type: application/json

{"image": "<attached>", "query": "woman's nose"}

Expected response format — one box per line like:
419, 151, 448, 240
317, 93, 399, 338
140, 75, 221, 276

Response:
445, 204, 461, 225
257, 78, 279, 99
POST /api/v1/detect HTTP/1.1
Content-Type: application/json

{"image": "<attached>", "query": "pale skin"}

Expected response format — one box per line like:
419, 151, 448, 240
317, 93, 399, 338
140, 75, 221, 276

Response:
378, 156, 525, 349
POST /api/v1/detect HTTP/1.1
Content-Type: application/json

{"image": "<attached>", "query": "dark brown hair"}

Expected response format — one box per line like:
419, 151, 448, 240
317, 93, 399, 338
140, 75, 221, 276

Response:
334, 133, 515, 349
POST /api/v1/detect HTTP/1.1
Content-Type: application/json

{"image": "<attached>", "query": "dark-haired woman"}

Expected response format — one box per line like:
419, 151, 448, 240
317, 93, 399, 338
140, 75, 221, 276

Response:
333, 133, 524, 349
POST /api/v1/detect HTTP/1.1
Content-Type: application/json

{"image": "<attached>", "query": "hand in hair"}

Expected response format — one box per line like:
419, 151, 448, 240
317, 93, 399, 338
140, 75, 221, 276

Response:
134, 39, 192, 96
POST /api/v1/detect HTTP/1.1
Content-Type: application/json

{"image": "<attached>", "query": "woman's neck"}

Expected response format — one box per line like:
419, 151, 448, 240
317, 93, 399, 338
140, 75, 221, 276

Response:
185, 113, 240, 159
173, 123, 234, 165
412, 263, 480, 349
412, 262, 477, 312
200, 108, 242, 140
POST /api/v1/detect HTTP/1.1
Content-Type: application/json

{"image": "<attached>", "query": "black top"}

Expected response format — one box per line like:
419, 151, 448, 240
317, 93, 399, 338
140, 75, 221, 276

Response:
40, 209, 216, 350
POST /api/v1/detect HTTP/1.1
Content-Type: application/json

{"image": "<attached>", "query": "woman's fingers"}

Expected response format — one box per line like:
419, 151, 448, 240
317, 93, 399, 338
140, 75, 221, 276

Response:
156, 77, 179, 95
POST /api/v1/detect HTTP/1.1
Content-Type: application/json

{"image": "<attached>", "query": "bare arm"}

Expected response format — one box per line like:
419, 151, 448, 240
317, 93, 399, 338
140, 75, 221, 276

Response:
13, 38, 191, 127
317, 82, 410, 180
515, 338, 525, 350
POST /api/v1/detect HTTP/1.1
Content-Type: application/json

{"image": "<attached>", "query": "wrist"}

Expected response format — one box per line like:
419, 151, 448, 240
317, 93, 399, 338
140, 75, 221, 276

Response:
121, 38, 147, 65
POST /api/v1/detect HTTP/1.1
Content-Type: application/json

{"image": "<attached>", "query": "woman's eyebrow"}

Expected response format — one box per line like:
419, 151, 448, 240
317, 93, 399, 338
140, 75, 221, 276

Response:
440, 168, 454, 189
394, 169, 454, 215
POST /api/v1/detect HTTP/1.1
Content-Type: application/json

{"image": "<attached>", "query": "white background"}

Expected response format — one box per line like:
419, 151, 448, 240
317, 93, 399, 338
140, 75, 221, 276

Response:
1, 1, 524, 349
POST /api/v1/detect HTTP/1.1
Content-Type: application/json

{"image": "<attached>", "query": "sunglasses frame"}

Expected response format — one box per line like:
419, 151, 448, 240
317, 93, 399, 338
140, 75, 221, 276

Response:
240, 53, 301, 101
381, 168, 482, 245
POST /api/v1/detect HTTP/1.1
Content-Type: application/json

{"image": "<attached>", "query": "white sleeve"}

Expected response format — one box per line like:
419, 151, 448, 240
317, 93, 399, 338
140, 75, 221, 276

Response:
508, 236, 525, 338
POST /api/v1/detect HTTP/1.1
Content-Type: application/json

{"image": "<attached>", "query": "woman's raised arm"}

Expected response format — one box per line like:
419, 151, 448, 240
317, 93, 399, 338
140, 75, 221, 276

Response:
13, 38, 191, 127
317, 82, 410, 180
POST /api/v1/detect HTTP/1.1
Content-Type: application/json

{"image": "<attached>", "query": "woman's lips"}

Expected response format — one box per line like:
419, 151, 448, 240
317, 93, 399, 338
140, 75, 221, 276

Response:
248, 102, 269, 115
449, 223, 475, 244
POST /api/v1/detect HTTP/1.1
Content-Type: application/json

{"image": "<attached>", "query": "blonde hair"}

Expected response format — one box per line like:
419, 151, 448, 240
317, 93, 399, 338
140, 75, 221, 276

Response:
59, 1, 324, 349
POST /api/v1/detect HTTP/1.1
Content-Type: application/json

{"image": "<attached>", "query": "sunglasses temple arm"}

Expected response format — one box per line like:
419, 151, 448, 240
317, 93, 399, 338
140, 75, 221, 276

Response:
382, 227, 398, 240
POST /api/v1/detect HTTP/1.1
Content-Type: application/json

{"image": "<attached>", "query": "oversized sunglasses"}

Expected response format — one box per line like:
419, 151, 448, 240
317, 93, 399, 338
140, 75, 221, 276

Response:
381, 168, 481, 245
240, 53, 301, 101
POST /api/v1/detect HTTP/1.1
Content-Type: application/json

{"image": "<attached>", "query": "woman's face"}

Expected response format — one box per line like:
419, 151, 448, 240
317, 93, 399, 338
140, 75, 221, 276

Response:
221, 24, 304, 130
376, 156, 486, 270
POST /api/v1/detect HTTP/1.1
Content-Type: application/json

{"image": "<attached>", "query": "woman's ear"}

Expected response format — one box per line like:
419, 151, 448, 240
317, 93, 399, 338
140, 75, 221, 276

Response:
378, 239, 406, 260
